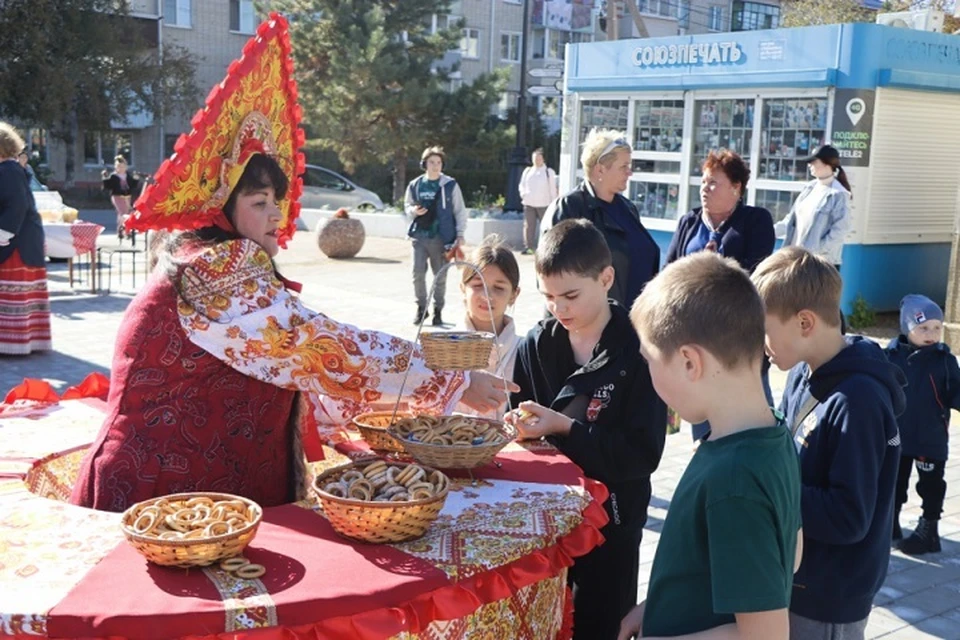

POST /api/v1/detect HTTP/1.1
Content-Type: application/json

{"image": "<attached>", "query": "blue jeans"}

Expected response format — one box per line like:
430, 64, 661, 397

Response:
691, 365, 774, 441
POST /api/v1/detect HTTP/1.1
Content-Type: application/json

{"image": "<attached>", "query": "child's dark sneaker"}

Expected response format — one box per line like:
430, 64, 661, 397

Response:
898, 517, 940, 555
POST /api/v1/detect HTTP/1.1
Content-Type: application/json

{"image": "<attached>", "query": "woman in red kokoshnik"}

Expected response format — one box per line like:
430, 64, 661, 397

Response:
71, 15, 513, 512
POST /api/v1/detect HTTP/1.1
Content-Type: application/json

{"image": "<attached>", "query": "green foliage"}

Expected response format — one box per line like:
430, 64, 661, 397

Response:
0, 0, 199, 183
848, 295, 877, 331
781, 0, 874, 26
272, 0, 508, 201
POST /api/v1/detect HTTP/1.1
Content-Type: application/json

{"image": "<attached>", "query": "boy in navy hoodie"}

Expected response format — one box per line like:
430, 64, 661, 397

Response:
752, 247, 906, 639
886, 294, 960, 555
507, 219, 667, 639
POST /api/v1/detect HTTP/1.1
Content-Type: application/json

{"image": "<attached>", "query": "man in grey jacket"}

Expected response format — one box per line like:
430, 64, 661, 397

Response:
404, 146, 467, 326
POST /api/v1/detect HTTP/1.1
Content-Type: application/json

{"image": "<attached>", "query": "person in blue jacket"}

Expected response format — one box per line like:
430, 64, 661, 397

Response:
753, 247, 906, 639
886, 294, 960, 555
667, 149, 776, 440
404, 145, 466, 327
666, 149, 775, 273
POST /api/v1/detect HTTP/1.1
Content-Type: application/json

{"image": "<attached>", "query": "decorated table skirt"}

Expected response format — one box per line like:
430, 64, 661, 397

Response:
0, 396, 607, 639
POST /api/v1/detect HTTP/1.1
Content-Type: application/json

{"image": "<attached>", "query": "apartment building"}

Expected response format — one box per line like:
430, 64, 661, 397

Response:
449, 0, 783, 132
27, 0, 257, 186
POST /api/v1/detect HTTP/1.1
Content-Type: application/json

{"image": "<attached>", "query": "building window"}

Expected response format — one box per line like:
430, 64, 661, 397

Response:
501, 32, 521, 62
163, 0, 191, 27
164, 133, 182, 159
26, 128, 49, 166
532, 29, 546, 59
678, 0, 691, 28
708, 6, 725, 31
637, 0, 676, 18
430, 14, 457, 34
461, 28, 480, 59
732, 1, 780, 31
230, 0, 255, 33
547, 29, 591, 61
84, 132, 133, 168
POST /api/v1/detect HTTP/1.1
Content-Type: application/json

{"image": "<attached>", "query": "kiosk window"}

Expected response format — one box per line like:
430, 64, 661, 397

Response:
691, 99, 755, 175
755, 189, 797, 223
634, 100, 684, 152
759, 97, 827, 182
630, 182, 681, 220
579, 100, 629, 151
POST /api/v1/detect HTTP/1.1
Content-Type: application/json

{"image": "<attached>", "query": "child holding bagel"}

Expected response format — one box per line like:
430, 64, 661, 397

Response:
455, 235, 523, 420
506, 219, 667, 639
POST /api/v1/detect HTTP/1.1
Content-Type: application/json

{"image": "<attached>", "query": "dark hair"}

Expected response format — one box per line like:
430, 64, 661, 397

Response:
631, 252, 765, 369
814, 152, 852, 195
702, 149, 750, 192
462, 234, 520, 290
159, 153, 289, 278
536, 219, 612, 279
222, 153, 289, 222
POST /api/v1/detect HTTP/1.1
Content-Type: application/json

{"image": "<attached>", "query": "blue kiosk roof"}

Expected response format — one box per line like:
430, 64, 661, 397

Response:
565, 23, 960, 94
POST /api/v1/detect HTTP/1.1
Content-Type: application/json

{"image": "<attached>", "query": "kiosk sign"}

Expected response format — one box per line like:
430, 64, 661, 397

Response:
831, 89, 875, 167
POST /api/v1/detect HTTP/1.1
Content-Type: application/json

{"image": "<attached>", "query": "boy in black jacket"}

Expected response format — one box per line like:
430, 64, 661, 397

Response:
753, 247, 906, 639
886, 294, 960, 555
507, 219, 667, 640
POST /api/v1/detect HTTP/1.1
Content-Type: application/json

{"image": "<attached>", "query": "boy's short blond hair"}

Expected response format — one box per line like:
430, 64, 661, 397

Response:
631, 252, 765, 369
752, 247, 842, 327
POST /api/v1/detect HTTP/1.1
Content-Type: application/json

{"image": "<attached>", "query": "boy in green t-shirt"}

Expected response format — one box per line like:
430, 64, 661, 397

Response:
618, 252, 801, 640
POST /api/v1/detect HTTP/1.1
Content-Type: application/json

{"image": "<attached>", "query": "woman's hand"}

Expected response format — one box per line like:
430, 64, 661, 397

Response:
504, 401, 573, 439
415, 206, 428, 217
460, 370, 519, 414
617, 601, 646, 640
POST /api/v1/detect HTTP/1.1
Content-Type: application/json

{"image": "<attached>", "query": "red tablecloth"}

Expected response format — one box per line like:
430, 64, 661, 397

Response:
42, 221, 104, 259
0, 385, 607, 640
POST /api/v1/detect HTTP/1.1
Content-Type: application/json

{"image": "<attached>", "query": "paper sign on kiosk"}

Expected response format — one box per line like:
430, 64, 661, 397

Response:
846, 98, 866, 126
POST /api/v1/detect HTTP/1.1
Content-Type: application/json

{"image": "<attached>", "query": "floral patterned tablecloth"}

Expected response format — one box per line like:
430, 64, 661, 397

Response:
0, 399, 607, 639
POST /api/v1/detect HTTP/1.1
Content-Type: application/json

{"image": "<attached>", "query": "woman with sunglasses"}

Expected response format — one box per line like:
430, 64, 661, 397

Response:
549, 128, 660, 310
665, 149, 776, 441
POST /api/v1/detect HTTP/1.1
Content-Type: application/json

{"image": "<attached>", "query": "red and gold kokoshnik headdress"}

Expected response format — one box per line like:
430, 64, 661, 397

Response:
127, 13, 305, 249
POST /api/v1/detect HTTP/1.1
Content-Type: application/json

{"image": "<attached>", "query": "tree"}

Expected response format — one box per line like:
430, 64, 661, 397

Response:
0, 0, 199, 185
272, 0, 509, 202
780, 0, 875, 26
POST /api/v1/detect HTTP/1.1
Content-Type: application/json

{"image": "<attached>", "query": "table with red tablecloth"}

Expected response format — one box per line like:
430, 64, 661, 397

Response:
0, 382, 607, 639
42, 221, 105, 292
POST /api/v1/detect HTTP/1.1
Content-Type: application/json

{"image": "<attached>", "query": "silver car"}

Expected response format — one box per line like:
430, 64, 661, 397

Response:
300, 164, 384, 211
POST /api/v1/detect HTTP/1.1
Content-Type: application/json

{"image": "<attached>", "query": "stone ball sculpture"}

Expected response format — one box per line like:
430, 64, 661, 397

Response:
317, 208, 365, 259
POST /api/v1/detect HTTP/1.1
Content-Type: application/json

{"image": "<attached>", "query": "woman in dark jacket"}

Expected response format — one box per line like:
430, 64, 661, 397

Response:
550, 128, 660, 310
0, 122, 50, 354
667, 149, 775, 440
666, 149, 775, 272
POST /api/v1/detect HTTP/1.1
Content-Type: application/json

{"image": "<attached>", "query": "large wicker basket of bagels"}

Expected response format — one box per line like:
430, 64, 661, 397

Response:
387, 414, 516, 469
312, 459, 450, 543
120, 492, 263, 567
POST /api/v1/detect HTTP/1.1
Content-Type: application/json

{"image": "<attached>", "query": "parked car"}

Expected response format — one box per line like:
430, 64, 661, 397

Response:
300, 164, 384, 211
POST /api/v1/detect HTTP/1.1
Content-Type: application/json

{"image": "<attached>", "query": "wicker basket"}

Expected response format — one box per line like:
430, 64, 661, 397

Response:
120, 492, 263, 568
388, 417, 517, 469
312, 461, 449, 543
419, 331, 495, 370
351, 411, 413, 453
